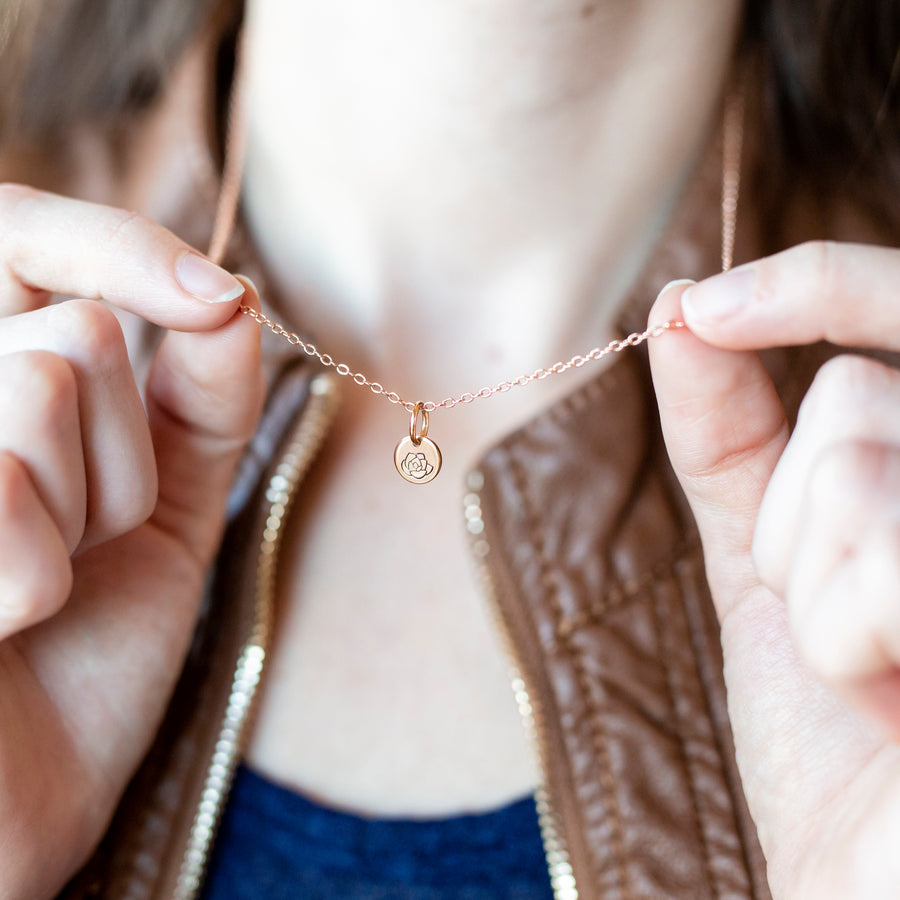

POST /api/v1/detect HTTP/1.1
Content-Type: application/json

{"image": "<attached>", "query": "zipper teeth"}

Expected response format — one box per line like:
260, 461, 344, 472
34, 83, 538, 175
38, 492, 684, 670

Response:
463, 474, 578, 900
173, 374, 339, 900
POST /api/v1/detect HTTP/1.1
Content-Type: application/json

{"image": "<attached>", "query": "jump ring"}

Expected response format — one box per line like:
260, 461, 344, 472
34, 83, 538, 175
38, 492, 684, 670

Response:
409, 401, 429, 445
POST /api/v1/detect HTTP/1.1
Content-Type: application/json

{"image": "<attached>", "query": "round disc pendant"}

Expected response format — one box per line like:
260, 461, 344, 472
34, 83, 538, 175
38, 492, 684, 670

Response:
394, 435, 442, 484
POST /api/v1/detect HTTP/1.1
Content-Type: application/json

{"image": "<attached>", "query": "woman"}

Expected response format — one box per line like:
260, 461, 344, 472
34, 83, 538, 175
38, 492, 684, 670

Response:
0, 0, 898, 897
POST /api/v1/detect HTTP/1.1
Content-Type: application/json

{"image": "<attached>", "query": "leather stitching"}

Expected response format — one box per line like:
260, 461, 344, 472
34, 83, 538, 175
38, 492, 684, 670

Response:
555, 533, 699, 639
566, 634, 634, 900
507, 450, 633, 900
675, 556, 771, 900
650, 576, 720, 898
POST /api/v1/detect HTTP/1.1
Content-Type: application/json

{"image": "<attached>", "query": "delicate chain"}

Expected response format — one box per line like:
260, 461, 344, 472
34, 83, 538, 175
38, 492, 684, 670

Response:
238, 309, 686, 414
230, 85, 743, 414
721, 83, 744, 274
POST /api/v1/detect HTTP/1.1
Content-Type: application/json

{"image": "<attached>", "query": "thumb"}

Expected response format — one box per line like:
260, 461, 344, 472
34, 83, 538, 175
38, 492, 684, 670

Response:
145, 275, 265, 564
648, 279, 790, 613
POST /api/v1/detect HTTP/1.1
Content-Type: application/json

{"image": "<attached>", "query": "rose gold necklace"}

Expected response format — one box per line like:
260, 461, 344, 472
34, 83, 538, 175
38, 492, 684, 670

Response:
208, 42, 744, 484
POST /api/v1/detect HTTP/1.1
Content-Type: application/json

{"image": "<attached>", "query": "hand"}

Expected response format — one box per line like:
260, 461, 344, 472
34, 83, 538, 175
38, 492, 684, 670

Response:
0, 185, 265, 899
649, 242, 900, 900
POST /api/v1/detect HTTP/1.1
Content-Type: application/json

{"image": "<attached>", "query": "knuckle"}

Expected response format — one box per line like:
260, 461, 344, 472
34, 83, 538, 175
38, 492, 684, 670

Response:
0, 182, 40, 222
801, 354, 895, 422
793, 238, 836, 267
104, 206, 161, 253
0, 573, 71, 636
808, 441, 871, 503
790, 239, 841, 286
779, 240, 860, 340
105, 207, 143, 241
0, 350, 78, 421
48, 299, 127, 367
758, 241, 843, 316
816, 352, 886, 391
0, 561, 72, 632
809, 440, 900, 518
0, 183, 40, 258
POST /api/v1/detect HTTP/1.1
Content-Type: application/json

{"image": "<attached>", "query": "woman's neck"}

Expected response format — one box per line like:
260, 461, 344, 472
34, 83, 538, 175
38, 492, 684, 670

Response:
242, 0, 743, 404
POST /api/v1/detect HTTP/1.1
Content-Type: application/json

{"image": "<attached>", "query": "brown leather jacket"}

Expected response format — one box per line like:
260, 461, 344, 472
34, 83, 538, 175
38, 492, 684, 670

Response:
38, 36, 878, 900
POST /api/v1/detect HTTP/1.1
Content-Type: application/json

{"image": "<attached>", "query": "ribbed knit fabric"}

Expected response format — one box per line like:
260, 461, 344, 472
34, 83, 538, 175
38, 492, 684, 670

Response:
200, 765, 554, 899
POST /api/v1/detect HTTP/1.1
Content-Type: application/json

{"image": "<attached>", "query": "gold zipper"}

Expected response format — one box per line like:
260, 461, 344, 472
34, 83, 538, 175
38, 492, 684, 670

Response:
165, 381, 572, 898
463, 470, 579, 900
172, 373, 339, 900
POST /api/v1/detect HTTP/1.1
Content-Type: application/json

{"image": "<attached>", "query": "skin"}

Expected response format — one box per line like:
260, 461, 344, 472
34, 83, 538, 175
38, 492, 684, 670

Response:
649, 262, 900, 898
0, 186, 262, 898
240, 0, 746, 815
0, 2, 897, 899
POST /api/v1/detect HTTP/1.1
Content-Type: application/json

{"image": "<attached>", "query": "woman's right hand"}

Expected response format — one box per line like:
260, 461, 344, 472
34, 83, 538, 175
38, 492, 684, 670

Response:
0, 184, 265, 900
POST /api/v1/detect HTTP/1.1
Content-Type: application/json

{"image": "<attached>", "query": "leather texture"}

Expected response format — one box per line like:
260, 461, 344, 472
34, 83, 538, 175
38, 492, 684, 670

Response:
472, 131, 774, 898
477, 348, 770, 899
45, 31, 884, 900
63, 132, 778, 899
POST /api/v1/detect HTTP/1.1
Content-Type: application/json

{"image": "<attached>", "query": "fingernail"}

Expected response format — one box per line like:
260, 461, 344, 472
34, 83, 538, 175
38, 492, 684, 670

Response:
234, 273, 259, 300
176, 252, 245, 304
648, 279, 695, 330
655, 278, 696, 303
682, 266, 754, 322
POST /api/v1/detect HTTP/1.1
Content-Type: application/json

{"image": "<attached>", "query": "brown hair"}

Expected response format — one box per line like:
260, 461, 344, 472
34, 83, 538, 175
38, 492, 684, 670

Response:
0, 0, 237, 143
753, 1, 900, 225
2, 0, 899, 220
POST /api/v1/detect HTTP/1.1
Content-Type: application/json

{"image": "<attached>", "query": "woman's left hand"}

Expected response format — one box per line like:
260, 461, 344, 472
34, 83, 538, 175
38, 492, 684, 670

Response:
649, 241, 900, 900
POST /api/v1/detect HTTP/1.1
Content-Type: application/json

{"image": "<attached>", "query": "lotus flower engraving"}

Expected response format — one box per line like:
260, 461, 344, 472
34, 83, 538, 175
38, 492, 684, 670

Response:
400, 451, 434, 480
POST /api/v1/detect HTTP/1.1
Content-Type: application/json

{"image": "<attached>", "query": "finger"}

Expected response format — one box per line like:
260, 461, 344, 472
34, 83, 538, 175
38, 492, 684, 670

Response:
649, 279, 814, 833
0, 183, 244, 328
754, 355, 900, 594
0, 351, 85, 552
647, 281, 889, 848
787, 441, 900, 695
680, 241, 900, 351
146, 276, 265, 564
0, 452, 73, 640
648, 280, 789, 610
797, 528, 900, 741
0, 300, 157, 547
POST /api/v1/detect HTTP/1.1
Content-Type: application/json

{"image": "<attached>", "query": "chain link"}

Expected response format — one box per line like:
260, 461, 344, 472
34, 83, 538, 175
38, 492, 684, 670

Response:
240, 305, 685, 413
239, 83, 741, 416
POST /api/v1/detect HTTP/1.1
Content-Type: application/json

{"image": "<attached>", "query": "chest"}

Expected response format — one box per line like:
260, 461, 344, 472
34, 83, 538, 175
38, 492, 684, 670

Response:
242, 399, 541, 815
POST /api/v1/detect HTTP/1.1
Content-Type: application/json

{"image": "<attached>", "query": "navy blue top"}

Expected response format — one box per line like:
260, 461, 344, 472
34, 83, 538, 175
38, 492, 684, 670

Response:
200, 765, 554, 899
